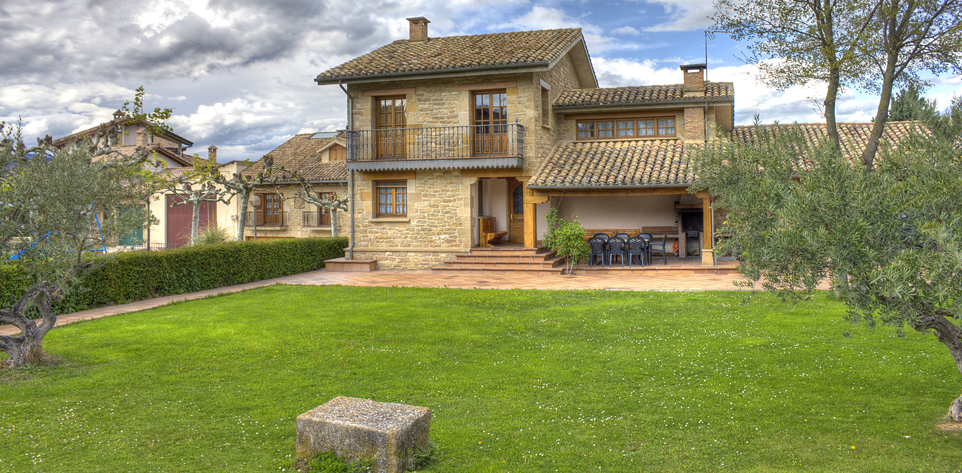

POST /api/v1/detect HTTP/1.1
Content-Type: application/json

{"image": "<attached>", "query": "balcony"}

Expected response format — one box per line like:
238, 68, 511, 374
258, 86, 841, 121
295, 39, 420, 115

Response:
245, 211, 287, 227
346, 124, 524, 172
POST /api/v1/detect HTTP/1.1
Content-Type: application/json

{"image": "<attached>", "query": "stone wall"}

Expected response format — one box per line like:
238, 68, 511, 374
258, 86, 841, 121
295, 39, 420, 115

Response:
352, 169, 473, 269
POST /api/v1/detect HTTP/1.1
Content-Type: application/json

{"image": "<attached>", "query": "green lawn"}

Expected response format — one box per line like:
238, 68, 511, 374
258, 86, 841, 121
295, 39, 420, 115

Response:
2, 285, 961, 472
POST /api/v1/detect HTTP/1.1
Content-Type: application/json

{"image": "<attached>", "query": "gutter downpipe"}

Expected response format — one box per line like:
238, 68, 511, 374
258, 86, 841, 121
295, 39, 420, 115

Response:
339, 80, 355, 260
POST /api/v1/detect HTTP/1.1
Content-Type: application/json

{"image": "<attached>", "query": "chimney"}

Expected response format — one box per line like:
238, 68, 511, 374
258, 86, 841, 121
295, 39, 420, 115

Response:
407, 17, 430, 41
112, 109, 126, 120
208, 145, 218, 162
680, 64, 707, 95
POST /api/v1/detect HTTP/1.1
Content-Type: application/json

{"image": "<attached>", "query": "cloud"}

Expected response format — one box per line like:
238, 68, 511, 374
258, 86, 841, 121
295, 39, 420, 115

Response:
612, 26, 640, 36
639, 0, 716, 32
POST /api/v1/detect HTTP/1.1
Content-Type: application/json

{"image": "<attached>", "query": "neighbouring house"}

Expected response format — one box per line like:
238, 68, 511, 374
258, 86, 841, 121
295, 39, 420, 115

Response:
239, 132, 349, 240
312, 17, 921, 272
52, 111, 231, 249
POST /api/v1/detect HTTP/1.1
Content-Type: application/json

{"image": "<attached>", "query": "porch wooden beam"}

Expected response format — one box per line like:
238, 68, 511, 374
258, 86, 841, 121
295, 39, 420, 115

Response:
460, 169, 524, 179
524, 195, 549, 205
522, 178, 537, 249
694, 189, 711, 199
531, 187, 689, 197
701, 194, 714, 265
360, 87, 416, 97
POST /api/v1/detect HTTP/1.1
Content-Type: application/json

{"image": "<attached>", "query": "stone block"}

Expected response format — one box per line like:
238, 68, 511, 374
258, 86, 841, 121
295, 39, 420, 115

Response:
296, 397, 432, 473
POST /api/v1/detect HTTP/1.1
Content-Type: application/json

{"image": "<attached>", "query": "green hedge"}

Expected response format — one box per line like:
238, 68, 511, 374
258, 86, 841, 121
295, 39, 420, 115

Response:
1, 237, 347, 315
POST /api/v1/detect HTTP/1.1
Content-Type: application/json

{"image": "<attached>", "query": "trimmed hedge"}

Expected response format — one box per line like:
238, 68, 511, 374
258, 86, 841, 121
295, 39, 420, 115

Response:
1, 237, 347, 315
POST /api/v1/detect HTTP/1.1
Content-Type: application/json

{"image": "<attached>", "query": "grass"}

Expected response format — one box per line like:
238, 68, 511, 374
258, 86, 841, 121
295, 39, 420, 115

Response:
1, 285, 961, 472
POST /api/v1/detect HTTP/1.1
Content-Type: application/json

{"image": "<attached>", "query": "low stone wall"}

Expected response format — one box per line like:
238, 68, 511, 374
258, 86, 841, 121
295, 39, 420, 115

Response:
352, 250, 468, 270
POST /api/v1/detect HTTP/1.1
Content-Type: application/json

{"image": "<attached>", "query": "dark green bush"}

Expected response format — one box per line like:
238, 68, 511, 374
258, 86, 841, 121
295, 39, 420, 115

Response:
1, 237, 346, 315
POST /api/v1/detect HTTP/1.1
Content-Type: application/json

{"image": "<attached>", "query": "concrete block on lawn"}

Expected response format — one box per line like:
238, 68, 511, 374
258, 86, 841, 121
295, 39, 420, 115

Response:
296, 396, 432, 473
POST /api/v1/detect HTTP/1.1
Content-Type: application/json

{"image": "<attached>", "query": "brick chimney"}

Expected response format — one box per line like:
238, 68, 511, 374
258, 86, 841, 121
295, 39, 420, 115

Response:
680, 64, 707, 95
208, 145, 218, 162
407, 17, 430, 41
112, 109, 126, 120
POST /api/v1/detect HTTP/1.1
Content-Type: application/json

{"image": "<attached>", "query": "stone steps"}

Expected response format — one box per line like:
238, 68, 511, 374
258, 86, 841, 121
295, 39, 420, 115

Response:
432, 247, 565, 274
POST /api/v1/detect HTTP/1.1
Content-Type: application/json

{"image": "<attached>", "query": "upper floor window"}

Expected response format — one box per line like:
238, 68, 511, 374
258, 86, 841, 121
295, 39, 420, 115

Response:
577, 117, 676, 140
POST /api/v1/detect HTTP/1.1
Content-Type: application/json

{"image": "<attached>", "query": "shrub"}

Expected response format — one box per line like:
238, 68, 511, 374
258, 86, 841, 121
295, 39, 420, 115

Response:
191, 225, 232, 246
541, 208, 590, 275
1, 237, 347, 316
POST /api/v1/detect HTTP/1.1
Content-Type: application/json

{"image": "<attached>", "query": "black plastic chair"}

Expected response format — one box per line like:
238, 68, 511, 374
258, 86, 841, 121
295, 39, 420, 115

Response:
587, 237, 608, 267
593, 233, 609, 242
639, 233, 653, 264
649, 234, 669, 265
614, 232, 631, 241
627, 236, 647, 267
607, 237, 628, 267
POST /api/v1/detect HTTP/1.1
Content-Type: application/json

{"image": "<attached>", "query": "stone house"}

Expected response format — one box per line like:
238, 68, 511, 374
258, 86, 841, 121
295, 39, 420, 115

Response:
51, 111, 223, 249
310, 17, 919, 271
238, 132, 349, 240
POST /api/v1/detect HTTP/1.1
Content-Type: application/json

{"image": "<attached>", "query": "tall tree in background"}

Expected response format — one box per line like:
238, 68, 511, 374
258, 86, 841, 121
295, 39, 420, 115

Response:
712, 0, 879, 154
713, 0, 962, 167
859, 0, 962, 168
887, 83, 938, 120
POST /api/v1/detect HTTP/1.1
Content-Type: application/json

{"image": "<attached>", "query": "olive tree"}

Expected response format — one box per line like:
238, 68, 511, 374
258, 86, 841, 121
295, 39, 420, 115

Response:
0, 122, 158, 367
693, 124, 962, 420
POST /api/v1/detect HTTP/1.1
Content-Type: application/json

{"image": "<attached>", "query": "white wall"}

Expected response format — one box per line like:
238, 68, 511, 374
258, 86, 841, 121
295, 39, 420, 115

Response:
555, 194, 681, 230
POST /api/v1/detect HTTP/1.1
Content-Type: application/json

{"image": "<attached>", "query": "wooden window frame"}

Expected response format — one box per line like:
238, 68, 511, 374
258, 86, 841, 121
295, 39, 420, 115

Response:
318, 192, 333, 226
376, 181, 408, 217
576, 116, 676, 140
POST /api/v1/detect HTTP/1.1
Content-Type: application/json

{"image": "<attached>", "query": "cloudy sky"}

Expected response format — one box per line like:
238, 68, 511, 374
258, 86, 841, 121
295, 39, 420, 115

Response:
2, 0, 960, 163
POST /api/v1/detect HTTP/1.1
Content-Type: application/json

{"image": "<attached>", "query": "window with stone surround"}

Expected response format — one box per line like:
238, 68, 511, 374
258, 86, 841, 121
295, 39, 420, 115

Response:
577, 117, 676, 140
376, 181, 407, 217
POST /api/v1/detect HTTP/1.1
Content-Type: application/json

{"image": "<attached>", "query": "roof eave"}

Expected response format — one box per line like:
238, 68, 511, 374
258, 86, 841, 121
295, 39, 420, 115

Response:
527, 183, 695, 190
555, 97, 734, 112
315, 62, 551, 86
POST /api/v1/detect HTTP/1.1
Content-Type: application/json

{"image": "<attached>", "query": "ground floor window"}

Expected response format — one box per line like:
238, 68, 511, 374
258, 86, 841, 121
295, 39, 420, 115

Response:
376, 181, 407, 217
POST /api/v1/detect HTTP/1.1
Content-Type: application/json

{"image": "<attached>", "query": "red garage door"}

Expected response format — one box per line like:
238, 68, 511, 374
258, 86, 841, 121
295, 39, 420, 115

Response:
166, 195, 217, 247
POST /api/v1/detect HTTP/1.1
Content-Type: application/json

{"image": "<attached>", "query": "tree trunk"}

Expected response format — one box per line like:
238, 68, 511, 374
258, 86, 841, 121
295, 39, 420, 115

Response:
331, 207, 339, 238
191, 201, 201, 244
914, 312, 962, 421
235, 189, 251, 241
0, 284, 59, 368
861, 31, 900, 170
824, 64, 843, 157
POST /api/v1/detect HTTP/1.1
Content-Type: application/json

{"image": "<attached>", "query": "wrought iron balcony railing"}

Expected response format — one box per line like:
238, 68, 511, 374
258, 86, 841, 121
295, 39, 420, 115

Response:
301, 210, 332, 228
347, 124, 524, 162
244, 211, 287, 227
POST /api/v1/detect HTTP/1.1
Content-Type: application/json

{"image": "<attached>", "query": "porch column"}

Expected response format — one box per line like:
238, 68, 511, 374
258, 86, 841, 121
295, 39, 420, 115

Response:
697, 190, 714, 266
520, 178, 545, 249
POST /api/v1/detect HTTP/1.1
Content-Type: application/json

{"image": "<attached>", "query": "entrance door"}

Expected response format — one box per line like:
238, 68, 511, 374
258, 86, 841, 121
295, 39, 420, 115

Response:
508, 179, 524, 243
376, 96, 406, 158
473, 91, 508, 156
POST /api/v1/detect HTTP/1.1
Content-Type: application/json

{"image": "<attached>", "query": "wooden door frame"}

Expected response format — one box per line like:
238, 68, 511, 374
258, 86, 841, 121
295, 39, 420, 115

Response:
375, 96, 406, 158
508, 178, 524, 243
472, 90, 508, 157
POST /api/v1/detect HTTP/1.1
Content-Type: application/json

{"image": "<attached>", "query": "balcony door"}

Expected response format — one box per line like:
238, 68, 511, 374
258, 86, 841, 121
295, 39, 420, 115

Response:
376, 96, 406, 159
473, 91, 508, 157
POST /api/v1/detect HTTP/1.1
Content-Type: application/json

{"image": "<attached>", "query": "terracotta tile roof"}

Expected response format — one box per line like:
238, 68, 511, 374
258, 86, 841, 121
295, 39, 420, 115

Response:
553, 82, 734, 109
731, 121, 924, 164
530, 121, 922, 189
315, 29, 583, 83
243, 133, 347, 182
530, 139, 697, 188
